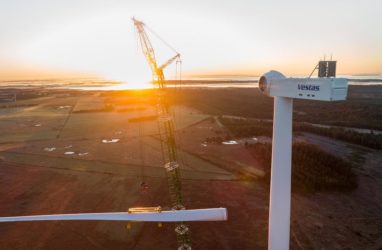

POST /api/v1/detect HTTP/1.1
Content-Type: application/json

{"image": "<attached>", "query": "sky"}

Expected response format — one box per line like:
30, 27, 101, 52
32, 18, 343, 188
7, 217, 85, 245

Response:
0, 0, 381, 82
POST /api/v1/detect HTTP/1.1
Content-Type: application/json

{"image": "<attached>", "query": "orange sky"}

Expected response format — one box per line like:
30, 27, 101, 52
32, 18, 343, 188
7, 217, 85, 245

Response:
1, 0, 381, 81
0, 61, 91, 81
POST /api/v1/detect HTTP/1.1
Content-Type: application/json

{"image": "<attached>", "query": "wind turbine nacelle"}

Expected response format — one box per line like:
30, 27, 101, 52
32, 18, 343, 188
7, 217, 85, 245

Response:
258, 70, 348, 101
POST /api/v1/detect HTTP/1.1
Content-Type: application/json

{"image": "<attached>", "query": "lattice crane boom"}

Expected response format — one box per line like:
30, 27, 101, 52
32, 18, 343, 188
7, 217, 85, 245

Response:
132, 18, 158, 77
132, 17, 191, 250
159, 53, 181, 70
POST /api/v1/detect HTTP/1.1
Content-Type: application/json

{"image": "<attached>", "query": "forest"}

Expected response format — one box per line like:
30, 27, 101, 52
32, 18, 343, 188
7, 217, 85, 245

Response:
169, 85, 382, 130
246, 142, 358, 192
219, 117, 382, 149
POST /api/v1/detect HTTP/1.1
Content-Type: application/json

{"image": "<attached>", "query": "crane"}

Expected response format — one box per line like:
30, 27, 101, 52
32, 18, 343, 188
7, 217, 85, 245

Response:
132, 17, 190, 250
0, 17, 227, 249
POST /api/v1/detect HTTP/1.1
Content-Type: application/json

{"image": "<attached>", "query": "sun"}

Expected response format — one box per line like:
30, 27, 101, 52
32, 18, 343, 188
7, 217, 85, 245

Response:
105, 81, 152, 90
107, 74, 153, 90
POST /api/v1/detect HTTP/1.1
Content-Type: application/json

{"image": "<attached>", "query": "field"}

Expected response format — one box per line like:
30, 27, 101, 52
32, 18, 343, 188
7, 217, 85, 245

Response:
0, 90, 263, 249
0, 86, 381, 249
0, 92, 234, 180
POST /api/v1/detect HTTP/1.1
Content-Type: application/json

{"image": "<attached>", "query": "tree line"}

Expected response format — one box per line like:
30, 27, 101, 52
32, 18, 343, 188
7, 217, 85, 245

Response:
294, 123, 382, 149
246, 142, 358, 193
220, 117, 382, 149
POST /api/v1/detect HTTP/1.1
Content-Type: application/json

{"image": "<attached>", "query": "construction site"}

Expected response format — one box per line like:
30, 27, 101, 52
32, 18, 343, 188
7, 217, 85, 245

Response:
0, 18, 257, 249
0, 17, 381, 250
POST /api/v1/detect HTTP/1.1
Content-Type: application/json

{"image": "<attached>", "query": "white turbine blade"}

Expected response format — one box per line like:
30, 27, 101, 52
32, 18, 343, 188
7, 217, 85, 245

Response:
0, 208, 227, 223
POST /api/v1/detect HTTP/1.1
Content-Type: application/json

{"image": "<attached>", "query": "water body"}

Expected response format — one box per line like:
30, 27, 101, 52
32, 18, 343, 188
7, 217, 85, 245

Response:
60, 75, 382, 91
1, 75, 381, 91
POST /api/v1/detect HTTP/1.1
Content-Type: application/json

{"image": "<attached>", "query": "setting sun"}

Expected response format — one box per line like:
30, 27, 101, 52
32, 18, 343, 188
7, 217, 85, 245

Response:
0, 1, 381, 250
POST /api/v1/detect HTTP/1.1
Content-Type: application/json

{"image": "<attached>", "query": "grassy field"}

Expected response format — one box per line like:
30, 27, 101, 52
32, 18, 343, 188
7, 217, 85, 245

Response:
0, 151, 233, 180
0, 93, 232, 181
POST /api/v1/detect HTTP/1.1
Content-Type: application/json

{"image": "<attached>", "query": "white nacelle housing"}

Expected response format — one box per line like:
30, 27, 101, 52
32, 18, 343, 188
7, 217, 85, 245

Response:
259, 70, 348, 101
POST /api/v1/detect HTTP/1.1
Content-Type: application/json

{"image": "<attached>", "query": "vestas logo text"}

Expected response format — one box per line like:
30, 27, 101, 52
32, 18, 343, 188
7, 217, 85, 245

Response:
298, 84, 320, 91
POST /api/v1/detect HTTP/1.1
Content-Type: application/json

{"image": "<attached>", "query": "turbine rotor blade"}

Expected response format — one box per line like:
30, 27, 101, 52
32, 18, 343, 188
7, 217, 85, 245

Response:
0, 208, 227, 223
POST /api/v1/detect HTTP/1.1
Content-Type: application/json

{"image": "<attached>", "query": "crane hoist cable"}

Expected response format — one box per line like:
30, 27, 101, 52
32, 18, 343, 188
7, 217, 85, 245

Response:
138, 120, 148, 190
132, 17, 191, 250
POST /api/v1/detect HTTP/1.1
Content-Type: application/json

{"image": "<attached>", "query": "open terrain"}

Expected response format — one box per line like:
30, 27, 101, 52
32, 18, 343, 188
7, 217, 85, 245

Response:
0, 85, 381, 249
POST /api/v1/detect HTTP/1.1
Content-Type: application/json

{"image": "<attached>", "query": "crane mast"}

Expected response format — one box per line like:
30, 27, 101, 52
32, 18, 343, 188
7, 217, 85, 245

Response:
132, 18, 191, 250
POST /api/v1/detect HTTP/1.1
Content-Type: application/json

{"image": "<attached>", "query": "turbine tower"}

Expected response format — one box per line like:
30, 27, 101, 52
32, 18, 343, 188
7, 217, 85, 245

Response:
259, 62, 348, 250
